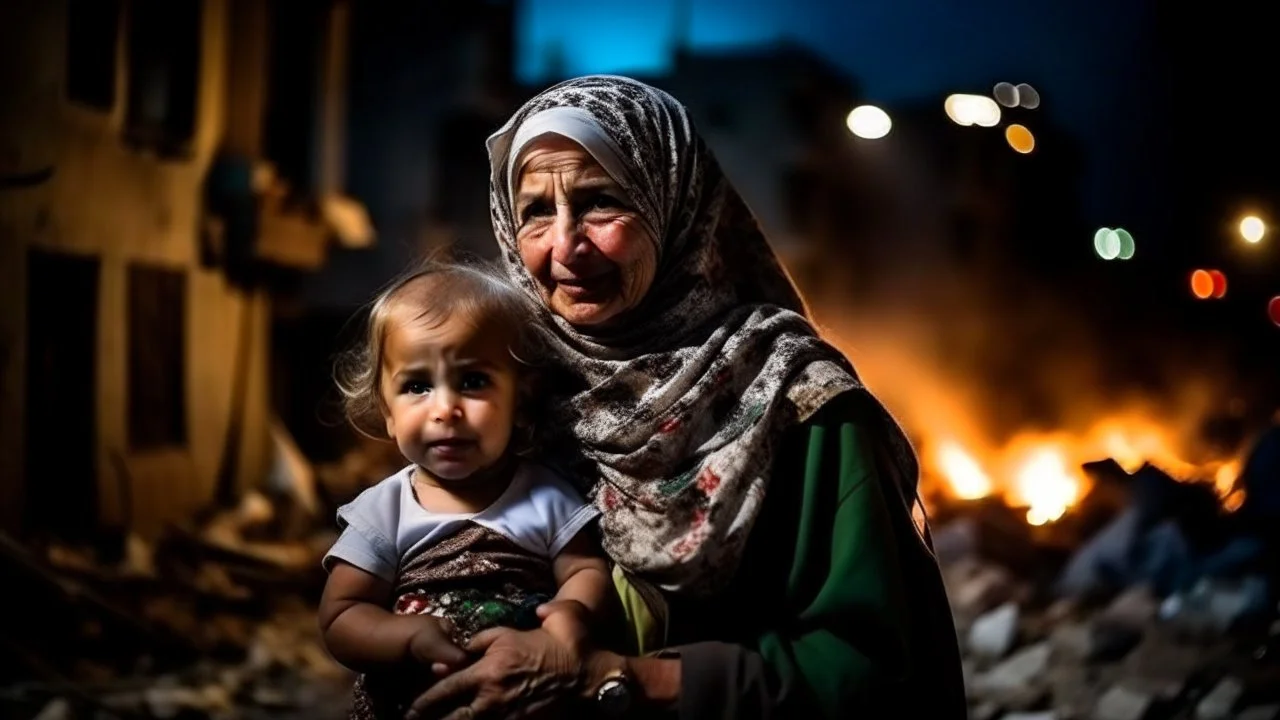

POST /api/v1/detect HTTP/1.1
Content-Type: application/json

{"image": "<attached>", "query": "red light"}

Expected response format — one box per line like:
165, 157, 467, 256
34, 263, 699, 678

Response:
1209, 270, 1228, 299
1269, 296, 1280, 326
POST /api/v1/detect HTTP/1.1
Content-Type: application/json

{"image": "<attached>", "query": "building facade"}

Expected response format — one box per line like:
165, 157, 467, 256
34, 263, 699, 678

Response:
0, 0, 359, 539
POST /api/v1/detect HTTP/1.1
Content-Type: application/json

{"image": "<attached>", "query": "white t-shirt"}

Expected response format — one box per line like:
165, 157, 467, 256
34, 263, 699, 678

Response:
322, 462, 599, 584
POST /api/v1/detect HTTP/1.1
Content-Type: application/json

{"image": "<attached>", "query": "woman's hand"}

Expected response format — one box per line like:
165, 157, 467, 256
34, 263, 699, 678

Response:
402, 601, 600, 720
403, 625, 585, 719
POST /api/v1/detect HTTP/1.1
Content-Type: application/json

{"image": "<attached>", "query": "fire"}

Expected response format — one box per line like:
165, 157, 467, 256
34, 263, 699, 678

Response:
931, 433, 1087, 525
924, 416, 1244, 525
932, 441, 992, 499
1216, 460, 1245, 512
1009, 446, 1080, 525
1095, 419, 1201, 477
811, 309, 1246, 527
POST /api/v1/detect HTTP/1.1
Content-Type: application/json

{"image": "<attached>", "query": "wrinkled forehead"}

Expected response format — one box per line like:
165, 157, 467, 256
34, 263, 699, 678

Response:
504, 106, 637, 211
514, 139, 618, 198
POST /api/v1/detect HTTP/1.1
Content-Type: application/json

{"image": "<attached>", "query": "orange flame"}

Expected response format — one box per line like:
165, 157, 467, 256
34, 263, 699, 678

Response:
814, 307, 1244, 526
930, 441, 992, 500
1009, 444, 1081, 525
926, 417, 1243, 524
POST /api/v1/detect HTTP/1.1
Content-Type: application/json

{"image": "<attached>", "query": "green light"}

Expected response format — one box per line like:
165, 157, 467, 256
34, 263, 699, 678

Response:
1114, 228, 1135, 260
1093, 228, 1120, 260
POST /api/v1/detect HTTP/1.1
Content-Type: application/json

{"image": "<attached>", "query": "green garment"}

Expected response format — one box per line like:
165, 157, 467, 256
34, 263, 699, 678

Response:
616, 389, 967, 717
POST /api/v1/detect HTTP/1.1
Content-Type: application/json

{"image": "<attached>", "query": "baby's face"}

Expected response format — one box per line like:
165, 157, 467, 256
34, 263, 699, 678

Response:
379, 306, 519, 483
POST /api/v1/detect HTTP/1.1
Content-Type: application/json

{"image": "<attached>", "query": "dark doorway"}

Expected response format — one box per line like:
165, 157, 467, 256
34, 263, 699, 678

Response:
24, 249, 100, 540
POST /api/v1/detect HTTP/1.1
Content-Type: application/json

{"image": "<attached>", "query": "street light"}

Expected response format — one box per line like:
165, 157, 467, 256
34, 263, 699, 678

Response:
944, 94, 1001, 127
1239, 215, 1266, 244
846, 105, 891, 139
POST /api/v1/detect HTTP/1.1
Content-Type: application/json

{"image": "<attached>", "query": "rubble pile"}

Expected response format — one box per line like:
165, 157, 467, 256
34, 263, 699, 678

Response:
0, 431, 417, 719
3, 422, 1277, 719
936, 458, 1279, 720
0, 487, 355, 720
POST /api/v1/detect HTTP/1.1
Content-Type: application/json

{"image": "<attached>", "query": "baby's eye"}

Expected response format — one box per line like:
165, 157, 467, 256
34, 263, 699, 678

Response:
403, 380, 431, 395
460, 372, 491, 392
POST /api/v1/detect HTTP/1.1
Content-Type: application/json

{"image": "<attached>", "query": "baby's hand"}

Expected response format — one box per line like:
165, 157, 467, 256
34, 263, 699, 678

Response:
407, 616, 465, 676
535, 599, 592, 649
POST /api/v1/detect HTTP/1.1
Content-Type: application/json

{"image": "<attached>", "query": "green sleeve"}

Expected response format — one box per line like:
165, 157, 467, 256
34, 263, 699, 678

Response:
755, 394, 913, 711
675, 392, 966, 718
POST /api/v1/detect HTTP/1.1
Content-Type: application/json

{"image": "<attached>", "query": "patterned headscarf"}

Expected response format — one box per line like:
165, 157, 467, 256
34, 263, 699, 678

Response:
486, 75, 919, 595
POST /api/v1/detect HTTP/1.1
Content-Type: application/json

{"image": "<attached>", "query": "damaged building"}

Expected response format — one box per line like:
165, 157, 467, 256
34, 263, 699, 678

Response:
0, 0, 370, 545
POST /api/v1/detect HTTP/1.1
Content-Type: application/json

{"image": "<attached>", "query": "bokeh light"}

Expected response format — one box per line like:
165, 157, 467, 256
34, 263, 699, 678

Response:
1016, 83, 1041, 109
1114, 228, 1135, 259
944, 94, 1001, 127
846, 105, 892, 139
993, 82, 1019, 108
1209, 270, 1228, 299
1094, 228, 1120, 260
1239, 215, 1266, 244
1094, 227, 1136, 261
1005, 124, 1035, 154
1190, 269, 1215, 299
1269, 296, 1280, 326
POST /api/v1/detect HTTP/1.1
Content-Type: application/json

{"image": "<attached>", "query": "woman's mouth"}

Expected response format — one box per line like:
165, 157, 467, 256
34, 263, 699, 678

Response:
555, 272, 615, 299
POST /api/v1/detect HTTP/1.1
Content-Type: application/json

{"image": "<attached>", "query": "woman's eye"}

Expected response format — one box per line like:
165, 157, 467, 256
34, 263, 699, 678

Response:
460, 372, 491, 392
519, 200, 553, 223
403, 380, 431, 395
588, 194, 623, 210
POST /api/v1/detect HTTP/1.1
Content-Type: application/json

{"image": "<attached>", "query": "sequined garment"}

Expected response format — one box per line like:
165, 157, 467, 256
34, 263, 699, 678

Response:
349, 523, 557, 720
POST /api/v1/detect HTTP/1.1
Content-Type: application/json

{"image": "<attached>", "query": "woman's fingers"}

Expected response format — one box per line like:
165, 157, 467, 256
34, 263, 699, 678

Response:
404, 663, 483, 718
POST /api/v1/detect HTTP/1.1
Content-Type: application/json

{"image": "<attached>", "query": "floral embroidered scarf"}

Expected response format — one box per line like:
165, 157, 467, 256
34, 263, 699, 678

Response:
485, 75, 919, 595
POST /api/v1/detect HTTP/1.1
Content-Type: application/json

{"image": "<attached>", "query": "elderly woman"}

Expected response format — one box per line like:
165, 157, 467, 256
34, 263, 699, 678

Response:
408, 75, 966, 719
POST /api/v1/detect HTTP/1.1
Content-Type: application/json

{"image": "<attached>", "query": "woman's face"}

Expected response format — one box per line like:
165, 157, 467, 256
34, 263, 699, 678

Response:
513, 135, 656, 328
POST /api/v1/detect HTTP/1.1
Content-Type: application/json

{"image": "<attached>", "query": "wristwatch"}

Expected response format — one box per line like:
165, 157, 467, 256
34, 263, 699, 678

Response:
594, 666, 635, 717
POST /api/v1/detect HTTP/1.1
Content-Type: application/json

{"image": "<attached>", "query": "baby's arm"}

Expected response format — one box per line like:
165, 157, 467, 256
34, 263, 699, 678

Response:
318, 561, 467, 674
538, 528, 614, 645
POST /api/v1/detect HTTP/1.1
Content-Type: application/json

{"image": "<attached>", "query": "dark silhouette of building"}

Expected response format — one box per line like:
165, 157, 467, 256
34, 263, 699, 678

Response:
274, 1, 521, 464
302, 0, 519, 310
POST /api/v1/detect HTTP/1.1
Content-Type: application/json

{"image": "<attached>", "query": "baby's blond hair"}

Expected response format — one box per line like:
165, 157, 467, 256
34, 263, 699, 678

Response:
334, 259, 544, 439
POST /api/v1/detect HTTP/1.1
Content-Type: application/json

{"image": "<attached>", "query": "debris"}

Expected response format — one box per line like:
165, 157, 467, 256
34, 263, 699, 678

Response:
0, 476, 353, 719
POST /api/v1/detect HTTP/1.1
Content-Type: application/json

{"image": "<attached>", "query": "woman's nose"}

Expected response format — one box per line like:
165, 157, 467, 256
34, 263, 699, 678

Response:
550, 204, 591, 264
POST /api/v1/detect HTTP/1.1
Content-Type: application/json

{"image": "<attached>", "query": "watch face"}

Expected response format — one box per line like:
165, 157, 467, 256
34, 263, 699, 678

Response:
598, 678, 633, 716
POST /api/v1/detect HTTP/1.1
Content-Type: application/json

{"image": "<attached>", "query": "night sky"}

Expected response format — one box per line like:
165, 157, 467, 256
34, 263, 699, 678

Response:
519, 0, 1157, 229
514, 0, 1280, 406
